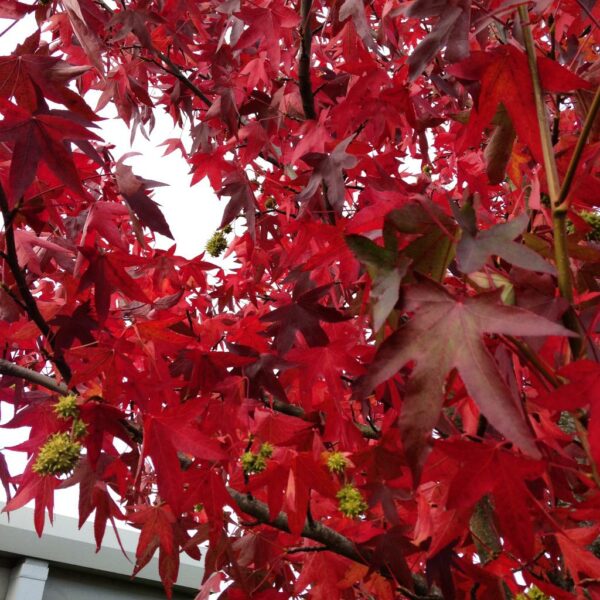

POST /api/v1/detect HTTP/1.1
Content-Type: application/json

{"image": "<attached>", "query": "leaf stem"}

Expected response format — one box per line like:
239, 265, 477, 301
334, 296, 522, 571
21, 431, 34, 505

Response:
505, 336, 560, 389
518, 5, 561, 205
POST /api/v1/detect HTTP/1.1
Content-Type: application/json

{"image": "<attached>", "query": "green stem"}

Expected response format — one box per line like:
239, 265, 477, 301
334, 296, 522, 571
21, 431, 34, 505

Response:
518, 5, 561, 205
519, 5, 584, 356
556, 85, 600, 209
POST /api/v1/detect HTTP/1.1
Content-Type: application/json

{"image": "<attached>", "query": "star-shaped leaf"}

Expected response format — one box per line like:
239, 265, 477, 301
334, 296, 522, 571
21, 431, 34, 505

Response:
456, 212, 555, 275
0, 53, 93, 116
449, 46, 590, 162
260, 283, 348, 353
356, 280, 574, 476
297, 137, 358, 216
115, 158, 173, 239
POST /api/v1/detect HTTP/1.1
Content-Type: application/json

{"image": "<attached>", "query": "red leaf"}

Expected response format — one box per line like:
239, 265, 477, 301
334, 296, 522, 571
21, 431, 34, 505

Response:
115, 158, 173, 239
356, 281, 573, 476
0, 103, 100, 202
130, 504, 179, 597
449, 46, 590, 162
260, 282, 348, 353
0, 0, 34, 19
0, 54, 93, 116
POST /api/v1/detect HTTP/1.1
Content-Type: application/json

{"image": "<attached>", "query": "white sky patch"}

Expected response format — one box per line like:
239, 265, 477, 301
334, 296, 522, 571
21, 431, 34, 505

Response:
0, 15, 227, 514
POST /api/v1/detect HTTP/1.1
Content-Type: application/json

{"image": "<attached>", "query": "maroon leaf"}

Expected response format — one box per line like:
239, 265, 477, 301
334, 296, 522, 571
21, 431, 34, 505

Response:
356, 281, 574, 476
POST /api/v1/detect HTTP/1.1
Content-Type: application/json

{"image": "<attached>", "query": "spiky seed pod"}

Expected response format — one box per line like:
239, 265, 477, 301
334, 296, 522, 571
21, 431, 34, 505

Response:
241, 446, 271, 474
579, 210, 600, 241
54, 394, 79, 419
326, 451, 348, 474
205, 230, 228, 257
72, 419, 88, 439
336, 484, 367, 518
258, 442, 273, 458
33, 432, 82, 476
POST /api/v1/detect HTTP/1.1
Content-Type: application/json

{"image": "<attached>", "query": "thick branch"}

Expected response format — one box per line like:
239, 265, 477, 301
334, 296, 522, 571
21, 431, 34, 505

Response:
227, 488, 441, 600
0, 184, 71, 381
298, 0, 316, 119
0, 359, 68, 394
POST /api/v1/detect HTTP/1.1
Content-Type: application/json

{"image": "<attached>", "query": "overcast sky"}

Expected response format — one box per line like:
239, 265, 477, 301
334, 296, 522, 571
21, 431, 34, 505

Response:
0, 13, 226, 513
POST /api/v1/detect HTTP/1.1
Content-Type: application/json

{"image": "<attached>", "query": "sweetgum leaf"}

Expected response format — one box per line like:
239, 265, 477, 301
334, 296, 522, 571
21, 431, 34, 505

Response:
356, 280, 574, 476
115, 159, 173, 239
407, 0, 470, 80
260, 283, 348, 353
449, 46, 591, 162
456, 213, 555, 275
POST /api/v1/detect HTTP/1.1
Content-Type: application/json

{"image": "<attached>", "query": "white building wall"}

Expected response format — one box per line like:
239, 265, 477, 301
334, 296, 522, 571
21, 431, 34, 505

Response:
42, 567, 194, 600
0, 504, 203, 599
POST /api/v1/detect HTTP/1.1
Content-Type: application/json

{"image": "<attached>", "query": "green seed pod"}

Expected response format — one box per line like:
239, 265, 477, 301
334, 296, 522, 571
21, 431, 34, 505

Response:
33, 433, 82, 476
205, 230, 228, 257
258, 442, 274, 458
326, 451, 348, 474
72, 419, 88, 439
54, 393, 79, 420
241, 447, 270, 474
579, 210, 600, 241
336, 484, 367, 518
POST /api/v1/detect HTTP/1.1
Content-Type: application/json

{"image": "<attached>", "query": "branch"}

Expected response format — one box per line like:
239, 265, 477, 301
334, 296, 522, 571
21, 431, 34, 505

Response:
265, 396, 380, 440
0, 184, 71, 381
286, 545, 328, 553
298, 0, 316, 119
0, 355, 419, 596
0, 359, 68, 394
226, 488, 441, 600
153, 51, 212, 108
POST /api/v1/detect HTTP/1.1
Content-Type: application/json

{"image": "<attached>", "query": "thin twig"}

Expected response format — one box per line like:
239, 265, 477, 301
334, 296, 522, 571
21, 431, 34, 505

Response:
265, 396, 380, 440
0, 184, 71, 381
153, 51, 212, 108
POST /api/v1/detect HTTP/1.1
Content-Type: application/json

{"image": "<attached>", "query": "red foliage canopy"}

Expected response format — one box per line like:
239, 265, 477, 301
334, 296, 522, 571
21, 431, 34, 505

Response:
1, 0, 600, 598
